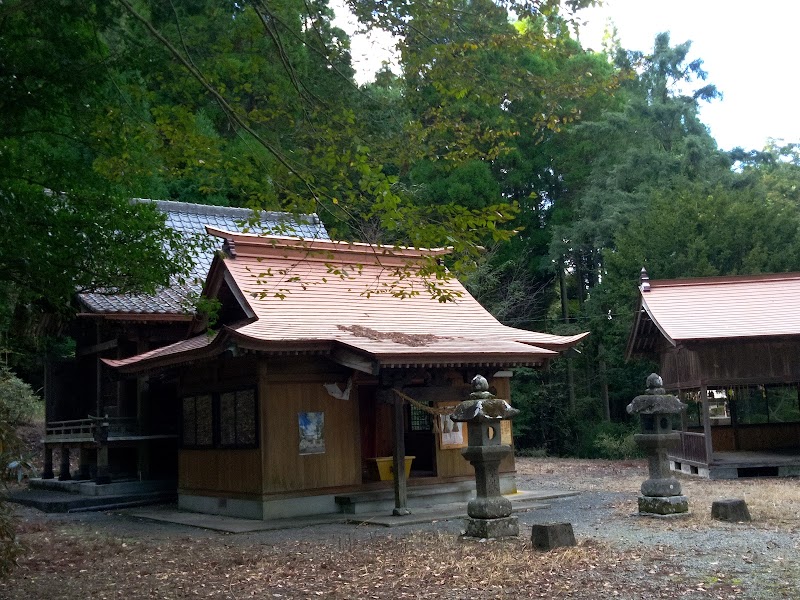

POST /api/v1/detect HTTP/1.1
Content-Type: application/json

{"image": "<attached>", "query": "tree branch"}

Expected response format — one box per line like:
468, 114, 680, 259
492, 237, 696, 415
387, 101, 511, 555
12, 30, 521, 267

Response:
116, 0, 320, 202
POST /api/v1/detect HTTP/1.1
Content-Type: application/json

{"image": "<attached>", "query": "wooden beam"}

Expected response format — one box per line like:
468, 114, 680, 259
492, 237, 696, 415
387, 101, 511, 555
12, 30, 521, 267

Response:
77, 338, 118, 357
331, 347, 379, 375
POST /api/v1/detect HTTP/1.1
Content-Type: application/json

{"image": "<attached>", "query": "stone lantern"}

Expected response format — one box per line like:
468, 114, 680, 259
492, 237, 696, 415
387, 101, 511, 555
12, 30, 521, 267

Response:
627, 373, 688, 516
451, 374, 519, 538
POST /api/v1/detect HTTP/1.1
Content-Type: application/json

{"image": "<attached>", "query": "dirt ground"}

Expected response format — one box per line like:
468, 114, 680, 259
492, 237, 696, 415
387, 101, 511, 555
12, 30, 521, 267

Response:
1, 458, 799, 599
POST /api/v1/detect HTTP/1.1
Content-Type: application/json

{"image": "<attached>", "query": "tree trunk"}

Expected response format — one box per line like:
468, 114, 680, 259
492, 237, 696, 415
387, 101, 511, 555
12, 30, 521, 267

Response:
599, 345, 610, 421
559, 260, 576, 412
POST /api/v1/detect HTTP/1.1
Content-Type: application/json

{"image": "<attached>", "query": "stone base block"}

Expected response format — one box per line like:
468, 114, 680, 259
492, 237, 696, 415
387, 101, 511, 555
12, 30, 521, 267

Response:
468, 496, 512, 519
463, 516, 519, 539
638, 495, 688, 516
530, 522, 576, 551
711, 498, 751, 522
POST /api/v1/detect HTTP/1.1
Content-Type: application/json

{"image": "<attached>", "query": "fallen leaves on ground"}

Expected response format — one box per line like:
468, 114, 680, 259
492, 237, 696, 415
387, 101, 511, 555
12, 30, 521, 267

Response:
1, 524, 743, 599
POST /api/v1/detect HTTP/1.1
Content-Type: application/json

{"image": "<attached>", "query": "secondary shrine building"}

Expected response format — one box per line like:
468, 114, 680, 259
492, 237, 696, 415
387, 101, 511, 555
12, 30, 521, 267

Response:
627, 270, 800, 479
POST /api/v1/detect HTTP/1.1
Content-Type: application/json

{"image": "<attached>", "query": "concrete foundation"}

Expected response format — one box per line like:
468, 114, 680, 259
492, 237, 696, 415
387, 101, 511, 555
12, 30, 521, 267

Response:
179, 494, 265, 520
178, 474, 518, 521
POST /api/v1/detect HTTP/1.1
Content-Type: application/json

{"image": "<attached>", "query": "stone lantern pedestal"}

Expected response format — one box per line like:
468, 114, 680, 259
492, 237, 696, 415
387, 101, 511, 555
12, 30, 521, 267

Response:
452, 375, 519, 538
627, 374, 688, 516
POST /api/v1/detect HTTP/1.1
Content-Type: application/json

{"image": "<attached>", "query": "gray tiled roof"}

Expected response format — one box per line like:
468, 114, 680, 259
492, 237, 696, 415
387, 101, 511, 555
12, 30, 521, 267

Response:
78, 200, 329, 315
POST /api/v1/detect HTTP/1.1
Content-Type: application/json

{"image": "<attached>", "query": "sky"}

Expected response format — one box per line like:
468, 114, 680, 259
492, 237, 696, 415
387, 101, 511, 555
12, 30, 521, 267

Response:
334, 0, 800, 152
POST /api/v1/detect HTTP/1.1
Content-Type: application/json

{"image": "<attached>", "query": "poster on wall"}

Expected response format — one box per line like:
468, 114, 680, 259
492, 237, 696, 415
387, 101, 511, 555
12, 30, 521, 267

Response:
298, 411, 325, 455
437, 402, 467, 449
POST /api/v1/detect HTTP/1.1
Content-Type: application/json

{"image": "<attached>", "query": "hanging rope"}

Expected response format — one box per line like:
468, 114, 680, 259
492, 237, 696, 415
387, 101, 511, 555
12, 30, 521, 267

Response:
391, 388, 459, 434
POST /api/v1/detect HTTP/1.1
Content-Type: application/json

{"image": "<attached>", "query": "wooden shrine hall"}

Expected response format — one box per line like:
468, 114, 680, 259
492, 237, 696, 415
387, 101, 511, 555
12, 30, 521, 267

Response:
627, 269, 800, 479
104, 228, 587, 519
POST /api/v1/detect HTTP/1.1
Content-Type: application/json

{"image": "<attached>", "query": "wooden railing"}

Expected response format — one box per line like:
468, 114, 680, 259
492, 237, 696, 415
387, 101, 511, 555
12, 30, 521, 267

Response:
45, 419, 94, 440
45, 416, 139, 442
673, 431, 707, 464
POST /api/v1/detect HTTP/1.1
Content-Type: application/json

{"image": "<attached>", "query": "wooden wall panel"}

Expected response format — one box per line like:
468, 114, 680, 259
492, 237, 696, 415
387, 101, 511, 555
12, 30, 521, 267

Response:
735, 423, 800, 451
177, 355, 261, 496
260, 358, 361, 494
710, 427, 735, 452
697, 341, 800, 386
496, 375, 516, 474
180, 355, 258, 395
493, 377, 511, 401
436, 446, 473, 477
660, 347, 702, 390
179, 449, 261, 496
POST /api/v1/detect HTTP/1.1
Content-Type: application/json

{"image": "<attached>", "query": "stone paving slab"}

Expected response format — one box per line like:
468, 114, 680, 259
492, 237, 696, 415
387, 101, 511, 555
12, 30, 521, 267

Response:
8, 488, 175, 513
124, 489, 577, 533
347, 501, 552, 527
125, 508, 343, 533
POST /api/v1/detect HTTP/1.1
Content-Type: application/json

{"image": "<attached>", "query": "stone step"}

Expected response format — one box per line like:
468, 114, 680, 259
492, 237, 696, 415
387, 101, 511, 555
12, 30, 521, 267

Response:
29, 478, 175, 496
8, 488, 176, 513
335, 481, 477, 514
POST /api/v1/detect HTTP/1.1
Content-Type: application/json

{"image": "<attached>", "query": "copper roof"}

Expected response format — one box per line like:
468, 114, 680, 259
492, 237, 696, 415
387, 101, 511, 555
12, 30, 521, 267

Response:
77, 200, 328, 316
105, 230, 588, 373
627, 272, 800, 356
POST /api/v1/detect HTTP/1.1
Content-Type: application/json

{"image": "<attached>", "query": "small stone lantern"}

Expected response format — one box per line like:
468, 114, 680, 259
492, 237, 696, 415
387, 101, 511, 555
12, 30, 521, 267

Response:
451, 375, 519, 538
627, 373, 688, 516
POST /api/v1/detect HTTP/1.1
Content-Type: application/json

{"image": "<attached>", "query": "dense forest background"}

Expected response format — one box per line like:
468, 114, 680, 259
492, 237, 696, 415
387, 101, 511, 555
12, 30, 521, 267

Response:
2, 0, 800, 457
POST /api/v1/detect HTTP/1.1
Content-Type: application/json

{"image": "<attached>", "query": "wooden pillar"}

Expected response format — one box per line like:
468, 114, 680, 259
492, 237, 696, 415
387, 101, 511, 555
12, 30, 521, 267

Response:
58, 446, 71, 481
136, 371, 150, 481
77, 447, 92, 480
137, 441, 150, 481
391, 394, 410, 516
95, 444, 111, 484
730, 387, 740, 451
42, 446, 54, 479
678, 389, 688, 431
701, 385, 713, 464
95, 323, 103, 417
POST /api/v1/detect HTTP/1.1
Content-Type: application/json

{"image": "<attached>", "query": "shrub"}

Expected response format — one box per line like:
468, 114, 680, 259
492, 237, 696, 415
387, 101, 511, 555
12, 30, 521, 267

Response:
0, 366, 42, 426
0, 366, 34, 577
592, 430, 639, 459
515, 447, 548, 458
578, 421, 642, 460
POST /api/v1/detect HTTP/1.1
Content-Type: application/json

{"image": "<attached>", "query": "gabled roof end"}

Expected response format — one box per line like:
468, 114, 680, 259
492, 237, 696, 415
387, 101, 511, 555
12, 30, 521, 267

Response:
639, 267, 650, 292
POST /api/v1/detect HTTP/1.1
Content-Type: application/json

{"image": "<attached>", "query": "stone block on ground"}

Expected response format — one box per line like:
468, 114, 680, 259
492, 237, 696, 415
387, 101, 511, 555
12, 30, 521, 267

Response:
711, 498, 751, 522
463, 516, 519, 539
530, 522, 576, 551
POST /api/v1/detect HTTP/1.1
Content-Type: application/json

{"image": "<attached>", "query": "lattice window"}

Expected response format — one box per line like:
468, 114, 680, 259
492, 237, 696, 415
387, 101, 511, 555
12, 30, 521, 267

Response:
410, 402, 433, 431
219, 389, 257, 447
182, 395, 213, 448
181, 389, 258, 449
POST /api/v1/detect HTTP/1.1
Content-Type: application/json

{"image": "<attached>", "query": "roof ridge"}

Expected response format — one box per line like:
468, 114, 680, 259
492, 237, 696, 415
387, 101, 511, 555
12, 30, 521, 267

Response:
206, 226, 452, 258
133, 198, 321, 225
650, 272, 800, 288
